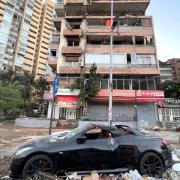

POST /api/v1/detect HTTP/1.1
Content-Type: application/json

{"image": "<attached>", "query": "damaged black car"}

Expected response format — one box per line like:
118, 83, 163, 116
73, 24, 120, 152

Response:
10, 124, 172, 179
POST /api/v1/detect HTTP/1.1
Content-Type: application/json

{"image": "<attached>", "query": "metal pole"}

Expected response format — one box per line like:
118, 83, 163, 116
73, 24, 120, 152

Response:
49, 93, 55, 135
108, 0, 113, 126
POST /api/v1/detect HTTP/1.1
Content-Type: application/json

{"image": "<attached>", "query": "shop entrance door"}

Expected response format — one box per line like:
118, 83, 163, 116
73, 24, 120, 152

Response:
59, 108, 66, 119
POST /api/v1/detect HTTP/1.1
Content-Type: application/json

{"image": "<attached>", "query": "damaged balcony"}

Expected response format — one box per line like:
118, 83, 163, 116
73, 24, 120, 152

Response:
86, 34, 155, 54
53, 16, 62, 31
86, 16, 153, 36
48, 57, 57, 71
88, 0, 150, 15
62, 37, 82, 55
64, 0, 88, 16
63, 29, 83, 37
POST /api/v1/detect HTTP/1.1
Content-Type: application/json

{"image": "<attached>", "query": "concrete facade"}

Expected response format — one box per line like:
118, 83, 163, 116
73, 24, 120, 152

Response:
0, 0, 54, 79
47, 0, 163, 126
159, 60, 174, 82
168, 58, 180, 82
159, 59, 180, 83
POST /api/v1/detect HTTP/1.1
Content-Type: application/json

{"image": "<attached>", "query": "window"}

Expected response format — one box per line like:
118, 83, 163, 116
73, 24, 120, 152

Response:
140, 79, 147, 90
127, 54, 131, 64
117, 80, 123, 89
147, 78, 155, 90
84, 128, 113, 140
132, 79, 139, 90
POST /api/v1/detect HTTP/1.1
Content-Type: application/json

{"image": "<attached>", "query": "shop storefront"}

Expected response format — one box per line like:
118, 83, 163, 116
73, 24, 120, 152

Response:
158, 99, 180, 122
84, 90, 164, 127
45, 89, 80, 120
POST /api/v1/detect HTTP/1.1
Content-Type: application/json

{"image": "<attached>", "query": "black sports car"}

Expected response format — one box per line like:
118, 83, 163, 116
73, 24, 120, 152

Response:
10, 124, 172, 179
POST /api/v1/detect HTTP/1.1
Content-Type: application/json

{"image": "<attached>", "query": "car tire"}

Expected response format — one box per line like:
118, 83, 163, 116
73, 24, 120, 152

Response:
140, 152, 164, 178
22, 154, 54, 180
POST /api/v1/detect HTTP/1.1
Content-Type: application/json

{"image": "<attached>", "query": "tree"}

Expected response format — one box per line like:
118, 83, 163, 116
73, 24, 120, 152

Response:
161, 81, 180, 99
78, 64, 102, 105
0, 82, 24, 118
33, 76, 50, 113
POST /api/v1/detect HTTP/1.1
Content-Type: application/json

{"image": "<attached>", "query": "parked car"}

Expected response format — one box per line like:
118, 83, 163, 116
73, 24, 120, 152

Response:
10, 124, 172, 179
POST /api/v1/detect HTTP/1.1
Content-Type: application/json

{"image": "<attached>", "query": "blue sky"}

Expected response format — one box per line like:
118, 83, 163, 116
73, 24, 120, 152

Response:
146, 0, 180, 61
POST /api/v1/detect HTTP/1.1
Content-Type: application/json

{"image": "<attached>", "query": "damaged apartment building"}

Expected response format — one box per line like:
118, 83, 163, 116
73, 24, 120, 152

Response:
46, 0, 164, 127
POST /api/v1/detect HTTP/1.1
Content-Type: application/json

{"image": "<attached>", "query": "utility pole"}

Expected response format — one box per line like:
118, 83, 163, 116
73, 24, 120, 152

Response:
108, 0, 113, 126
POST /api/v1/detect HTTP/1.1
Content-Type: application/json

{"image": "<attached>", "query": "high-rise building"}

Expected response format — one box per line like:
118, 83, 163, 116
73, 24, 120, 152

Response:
47, 0, 164, 127
0, 0, 54, 79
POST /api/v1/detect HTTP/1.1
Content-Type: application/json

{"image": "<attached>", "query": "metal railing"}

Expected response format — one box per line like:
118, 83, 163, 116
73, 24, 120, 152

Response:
81, 112, 136, 122
85, 63, 157, 68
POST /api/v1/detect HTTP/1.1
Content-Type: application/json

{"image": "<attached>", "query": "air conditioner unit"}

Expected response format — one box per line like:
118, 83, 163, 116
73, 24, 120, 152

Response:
78, 61, 84, 67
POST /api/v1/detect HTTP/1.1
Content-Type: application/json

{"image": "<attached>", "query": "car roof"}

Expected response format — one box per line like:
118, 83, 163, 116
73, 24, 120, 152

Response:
85, 123, 140, 135
86, 123, 123, 131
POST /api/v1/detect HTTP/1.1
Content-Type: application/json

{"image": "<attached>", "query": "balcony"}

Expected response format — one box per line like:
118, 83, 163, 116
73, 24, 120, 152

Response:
53, 16, 62, 31
86, 44, 156, 54
59, 66, 82, 74
65, 0, 85, 5
49, 43, 59, 49
48, 57, 57, 70
88, 0, 150, 15
62, 46, 82, 54
63, 29, 83, 37
86, 16, 153, 36
84, 66, 160, 75
54, 3, 65, 16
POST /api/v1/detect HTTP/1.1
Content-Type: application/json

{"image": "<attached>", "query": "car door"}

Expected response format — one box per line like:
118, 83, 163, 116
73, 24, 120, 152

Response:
72, 128, 117, 170
112, 128, 139, 168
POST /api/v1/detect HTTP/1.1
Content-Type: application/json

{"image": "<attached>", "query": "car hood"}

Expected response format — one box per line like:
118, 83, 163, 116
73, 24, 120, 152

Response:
17, 134, 67, 150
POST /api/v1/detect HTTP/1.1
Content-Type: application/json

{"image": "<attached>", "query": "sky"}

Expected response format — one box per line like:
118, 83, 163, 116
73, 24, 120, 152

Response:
146, 0, 180, 61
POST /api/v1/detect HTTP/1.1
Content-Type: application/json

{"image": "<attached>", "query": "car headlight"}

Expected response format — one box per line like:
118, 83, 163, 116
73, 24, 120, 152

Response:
14, 147, 32, 157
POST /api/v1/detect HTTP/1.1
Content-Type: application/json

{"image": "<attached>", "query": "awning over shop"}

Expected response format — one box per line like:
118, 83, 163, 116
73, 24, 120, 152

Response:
56, 96, 79, 108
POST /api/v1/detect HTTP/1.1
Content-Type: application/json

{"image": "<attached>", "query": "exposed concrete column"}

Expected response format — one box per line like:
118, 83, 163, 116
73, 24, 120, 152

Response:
132, 36, 136, 45
144, 37, 147, 45
54, 105, 60, 119
80, 18, 87, 64
57, 18, 67, 74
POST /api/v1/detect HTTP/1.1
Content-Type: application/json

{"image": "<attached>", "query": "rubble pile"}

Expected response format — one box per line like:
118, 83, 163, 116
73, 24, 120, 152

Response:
0, 156, 10, 177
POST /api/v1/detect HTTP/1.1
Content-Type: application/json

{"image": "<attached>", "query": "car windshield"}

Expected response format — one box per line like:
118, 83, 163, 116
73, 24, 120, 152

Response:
64, 126, 87, 139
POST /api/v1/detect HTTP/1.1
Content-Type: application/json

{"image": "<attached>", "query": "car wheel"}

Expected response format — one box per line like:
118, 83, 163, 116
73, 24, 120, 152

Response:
140, 152, 164, 178
22, 154, 54, 180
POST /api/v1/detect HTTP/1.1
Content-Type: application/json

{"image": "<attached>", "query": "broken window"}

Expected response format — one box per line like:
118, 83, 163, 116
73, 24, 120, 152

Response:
127, 54, 131, 64
65, 56, 79, 62
132, 79, 140, 90
50, 50, 57, 57
145, 36, 153, 45
114, 36, 133, 45
66, 18, 82, 29
135, 36, 144, 45
140, 79, 147, 90
67, 37, 80, 46
147, 77, 155, 90
117, 80, 123, 89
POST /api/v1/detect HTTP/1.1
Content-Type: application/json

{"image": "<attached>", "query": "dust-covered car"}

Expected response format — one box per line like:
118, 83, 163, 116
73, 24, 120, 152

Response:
10, 124, 172, 179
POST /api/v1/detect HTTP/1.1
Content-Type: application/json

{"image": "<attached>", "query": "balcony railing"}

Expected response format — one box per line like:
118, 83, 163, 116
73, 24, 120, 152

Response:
85, 63, 157, 68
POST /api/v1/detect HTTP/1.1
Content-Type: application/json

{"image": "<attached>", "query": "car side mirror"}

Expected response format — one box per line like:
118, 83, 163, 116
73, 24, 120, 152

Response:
76, 136, 87, 144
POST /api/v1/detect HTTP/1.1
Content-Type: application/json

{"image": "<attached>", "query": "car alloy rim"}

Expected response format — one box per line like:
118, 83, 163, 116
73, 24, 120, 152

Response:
143, 155, 163, 177
26, 159, 52, 176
